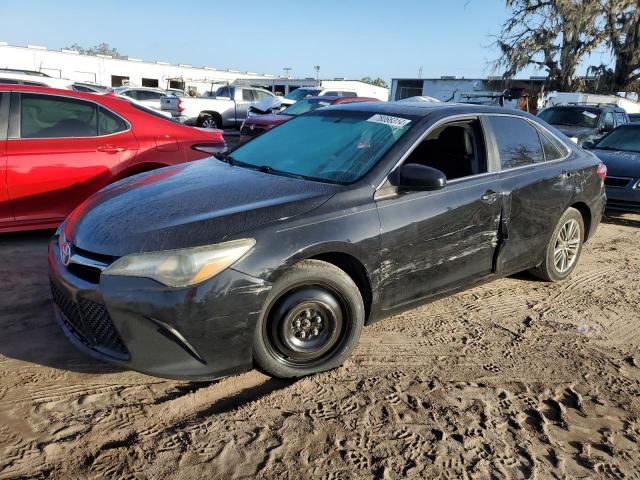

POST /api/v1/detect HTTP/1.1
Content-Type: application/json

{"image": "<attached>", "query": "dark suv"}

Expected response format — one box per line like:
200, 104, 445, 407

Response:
538, 104, 629, 144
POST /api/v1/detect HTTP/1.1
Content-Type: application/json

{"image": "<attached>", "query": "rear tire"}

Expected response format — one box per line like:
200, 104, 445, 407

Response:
253, 260, 365, 379
198, 114, 220, 129
530, 207, 584, 282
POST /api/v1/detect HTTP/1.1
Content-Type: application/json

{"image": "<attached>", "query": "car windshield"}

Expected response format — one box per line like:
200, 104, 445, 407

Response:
281, 98, 333, 116
284, 89, 322, 101
595, 125, 640, 153
230, 110, 415, 184
538, 107, 601, 128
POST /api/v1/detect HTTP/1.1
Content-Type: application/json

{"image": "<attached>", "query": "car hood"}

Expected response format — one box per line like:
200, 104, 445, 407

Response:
65, 159, 340, 257
245, 114, 293, 127
591, 149, 640, 178
552, 125, 597, 140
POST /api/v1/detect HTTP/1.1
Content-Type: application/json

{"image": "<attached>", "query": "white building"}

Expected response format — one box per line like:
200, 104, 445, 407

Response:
0, 42, 389, 100
0, 42, 276, 94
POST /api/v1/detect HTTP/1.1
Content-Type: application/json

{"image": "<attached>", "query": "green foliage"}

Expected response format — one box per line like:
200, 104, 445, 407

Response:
65, 42, 127, 59
361, 77, 389, 88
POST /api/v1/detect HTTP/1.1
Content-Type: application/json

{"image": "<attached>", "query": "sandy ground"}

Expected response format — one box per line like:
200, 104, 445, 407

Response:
0, 212, 639, 479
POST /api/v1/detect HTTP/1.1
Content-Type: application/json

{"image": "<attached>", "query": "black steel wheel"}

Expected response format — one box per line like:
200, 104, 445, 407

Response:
253, 260, 365, 378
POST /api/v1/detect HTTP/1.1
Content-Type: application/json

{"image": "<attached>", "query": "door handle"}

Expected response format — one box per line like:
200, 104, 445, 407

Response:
481, 190, 500, 203
97, 145, 126, 153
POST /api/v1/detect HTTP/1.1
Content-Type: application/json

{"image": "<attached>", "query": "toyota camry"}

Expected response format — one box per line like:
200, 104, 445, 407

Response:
49, 102, 606, 380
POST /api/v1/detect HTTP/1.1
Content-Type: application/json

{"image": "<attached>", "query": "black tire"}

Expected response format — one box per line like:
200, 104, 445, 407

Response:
198, 114, 220, 129
253, 260, 365, 378
530, 207, 584, 282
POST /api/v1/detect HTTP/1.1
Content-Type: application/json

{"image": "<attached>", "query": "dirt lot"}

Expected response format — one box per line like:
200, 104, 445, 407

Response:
1, 213, 639, 479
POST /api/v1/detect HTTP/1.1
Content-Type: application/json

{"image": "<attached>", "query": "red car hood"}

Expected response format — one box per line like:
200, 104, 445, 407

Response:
244, 114, 293, 128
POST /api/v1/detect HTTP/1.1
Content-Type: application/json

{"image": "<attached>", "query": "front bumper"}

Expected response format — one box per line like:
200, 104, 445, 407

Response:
605, 181, 640, 213
48, 238, 272, 381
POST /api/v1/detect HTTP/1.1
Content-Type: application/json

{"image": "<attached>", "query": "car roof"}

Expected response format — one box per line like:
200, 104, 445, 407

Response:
321, 101, 532, 118
546, 104, 625, 112
0, 84, 129, 104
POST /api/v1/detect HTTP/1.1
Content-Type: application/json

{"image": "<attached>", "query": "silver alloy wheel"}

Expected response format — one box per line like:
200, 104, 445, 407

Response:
553, 218, 581, 273
201, 117, 218, 129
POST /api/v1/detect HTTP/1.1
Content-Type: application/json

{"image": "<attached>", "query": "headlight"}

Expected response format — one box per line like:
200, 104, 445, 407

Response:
103, 238, 255, 287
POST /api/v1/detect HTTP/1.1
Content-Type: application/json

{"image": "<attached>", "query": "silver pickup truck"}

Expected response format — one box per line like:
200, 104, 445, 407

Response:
161, 85, 276, 128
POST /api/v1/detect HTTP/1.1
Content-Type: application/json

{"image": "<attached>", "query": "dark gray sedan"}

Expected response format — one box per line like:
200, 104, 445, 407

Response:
584, 123, 640, 212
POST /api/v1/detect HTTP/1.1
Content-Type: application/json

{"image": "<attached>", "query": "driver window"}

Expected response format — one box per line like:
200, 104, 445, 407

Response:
404, 119, 487, 181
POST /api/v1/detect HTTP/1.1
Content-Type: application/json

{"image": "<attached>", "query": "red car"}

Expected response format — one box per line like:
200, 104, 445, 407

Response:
240, 96, 379, 143
0, 85, 226, 233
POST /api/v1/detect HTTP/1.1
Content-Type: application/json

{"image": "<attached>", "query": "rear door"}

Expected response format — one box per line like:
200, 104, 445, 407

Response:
6, 92, 138, 225
0, 92, 14, 225
485, 115, 575, 274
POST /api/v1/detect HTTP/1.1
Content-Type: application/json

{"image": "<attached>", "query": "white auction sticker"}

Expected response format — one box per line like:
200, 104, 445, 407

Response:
367, 114, 412, 128
582, 111, 598, 119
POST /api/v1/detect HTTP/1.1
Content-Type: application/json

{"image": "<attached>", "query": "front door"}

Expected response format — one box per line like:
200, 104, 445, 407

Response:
6, 92, 137, 225
375, 117, 502, 311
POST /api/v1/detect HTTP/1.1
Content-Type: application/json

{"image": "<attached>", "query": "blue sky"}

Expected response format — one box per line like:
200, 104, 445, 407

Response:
0, 0, 610, 82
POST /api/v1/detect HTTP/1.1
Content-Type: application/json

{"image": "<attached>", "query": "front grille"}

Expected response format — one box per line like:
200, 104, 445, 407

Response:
50, 280, 130, 360
50, 280, 89, 343
68, 264, 101, 284
605, 177, 632, 188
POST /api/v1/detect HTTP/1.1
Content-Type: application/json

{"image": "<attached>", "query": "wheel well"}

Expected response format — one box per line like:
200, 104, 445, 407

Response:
570, 202, 592, 241
113, 163, 167, 182
310, 252, 373, 324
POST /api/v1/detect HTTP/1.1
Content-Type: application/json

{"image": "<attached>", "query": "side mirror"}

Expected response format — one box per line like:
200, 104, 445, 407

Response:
397, 164, 447, 191
581, 140, 595, 149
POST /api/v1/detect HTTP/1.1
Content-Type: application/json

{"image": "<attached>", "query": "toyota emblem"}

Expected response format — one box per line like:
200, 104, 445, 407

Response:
61, 243, 72, 266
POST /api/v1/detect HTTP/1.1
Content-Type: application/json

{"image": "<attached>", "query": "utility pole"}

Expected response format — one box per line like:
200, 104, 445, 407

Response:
283, 67, 292, 78
314, 65, 320, 81
418, 66, 423, 79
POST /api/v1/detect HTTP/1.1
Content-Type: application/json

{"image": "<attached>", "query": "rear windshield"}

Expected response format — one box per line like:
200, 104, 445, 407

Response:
281, 98, 334, 116
230, 110, 415, 184
538, 107, 601, 128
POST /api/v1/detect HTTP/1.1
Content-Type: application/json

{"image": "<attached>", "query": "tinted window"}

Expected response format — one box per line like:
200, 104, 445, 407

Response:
488, 116, 544, 169
98, 107, 128, 135
341, 91, 358, 97
242, 89, 256, 101
323, 91, 339, 96
602, 112, 615, 129
123, 90, 138, 99
614, 112, 626, 126
21, 93, 98, 138
538, 131, 565, 161
140, 91, 163, 100
0, 78, 20, 84
215, 86, 233, 98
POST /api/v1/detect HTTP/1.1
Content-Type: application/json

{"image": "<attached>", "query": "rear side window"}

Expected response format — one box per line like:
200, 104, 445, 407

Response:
20, 93, 98, 138
614, 112, 626, 126
98, 107, 128, 135
488, 116, 545, 169
538, 132, 565, 161
602, 112, 615, 129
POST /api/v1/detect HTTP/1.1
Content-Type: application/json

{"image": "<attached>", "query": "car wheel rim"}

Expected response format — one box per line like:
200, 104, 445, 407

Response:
553, 219, 580, 273
202, 118, 216, 128
265, 286, 347, 367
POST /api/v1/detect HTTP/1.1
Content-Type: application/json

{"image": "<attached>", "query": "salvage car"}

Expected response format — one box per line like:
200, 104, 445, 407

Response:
583, 123, 640, 212
538, 104, 629, 144
49, 102, 606, 381
0, 85, 226, 232
240, 96, 379, 142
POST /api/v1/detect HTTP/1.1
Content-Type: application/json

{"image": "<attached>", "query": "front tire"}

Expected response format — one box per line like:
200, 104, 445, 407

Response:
530, 207, 584, 282
253, 260, 365, 378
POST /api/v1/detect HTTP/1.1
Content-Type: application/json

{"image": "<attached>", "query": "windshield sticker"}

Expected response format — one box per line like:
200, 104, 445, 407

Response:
367, 114, 412, 128
582, 111, 598, 119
